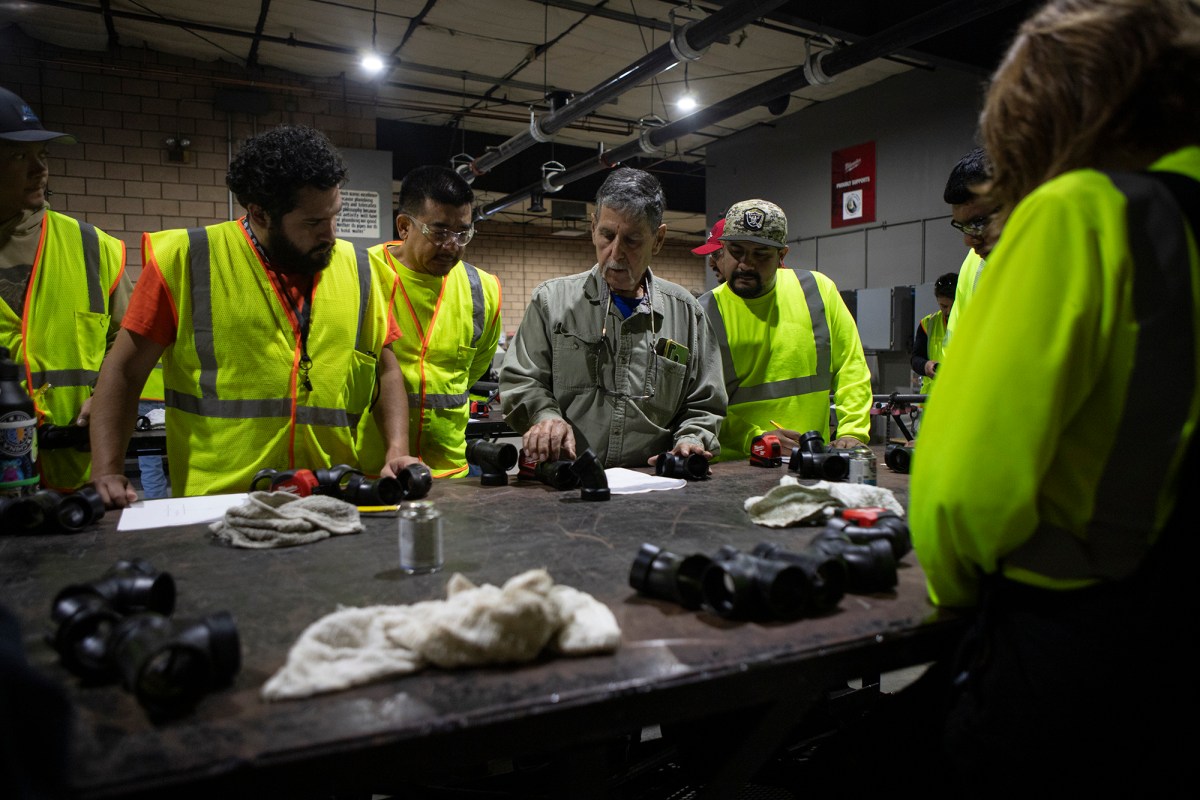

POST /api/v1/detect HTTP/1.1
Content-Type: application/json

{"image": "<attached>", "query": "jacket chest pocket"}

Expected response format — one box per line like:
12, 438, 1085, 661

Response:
551, 325, 599, 393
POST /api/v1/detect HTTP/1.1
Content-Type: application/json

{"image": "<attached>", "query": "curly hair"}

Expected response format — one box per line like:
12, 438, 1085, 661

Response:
981, 0, 1200, 209
225, 125, 347, 222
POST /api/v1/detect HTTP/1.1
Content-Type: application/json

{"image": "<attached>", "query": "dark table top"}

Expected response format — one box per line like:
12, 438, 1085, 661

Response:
0, 450, 958, 799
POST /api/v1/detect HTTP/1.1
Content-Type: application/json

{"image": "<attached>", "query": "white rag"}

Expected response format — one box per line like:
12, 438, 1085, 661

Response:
209, 491, 364, 549
744, 476, 905, 528
261, 568, 621, 701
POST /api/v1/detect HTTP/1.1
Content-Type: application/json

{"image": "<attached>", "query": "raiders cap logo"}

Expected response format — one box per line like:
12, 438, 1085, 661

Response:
742, 208, 766, 231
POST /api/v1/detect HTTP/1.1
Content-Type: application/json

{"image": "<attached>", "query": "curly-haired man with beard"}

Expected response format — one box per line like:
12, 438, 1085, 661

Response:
89, 125, 418, 505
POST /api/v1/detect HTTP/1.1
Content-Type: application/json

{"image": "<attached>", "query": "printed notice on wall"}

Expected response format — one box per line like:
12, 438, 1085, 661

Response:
830, 142, 876, 229
336, 190, 380, 238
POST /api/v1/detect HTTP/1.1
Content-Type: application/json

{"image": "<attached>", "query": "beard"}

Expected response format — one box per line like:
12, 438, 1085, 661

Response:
728, 269, 764, 298
264, 226, 334, 276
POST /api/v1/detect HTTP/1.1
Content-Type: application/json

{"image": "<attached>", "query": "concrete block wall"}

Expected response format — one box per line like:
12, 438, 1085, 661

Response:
2, 28, 707, 331
463, 226, 708, 339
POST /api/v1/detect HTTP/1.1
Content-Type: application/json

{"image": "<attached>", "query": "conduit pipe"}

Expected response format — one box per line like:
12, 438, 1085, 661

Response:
456, 0, 789, 183
475, 0, 1027, 220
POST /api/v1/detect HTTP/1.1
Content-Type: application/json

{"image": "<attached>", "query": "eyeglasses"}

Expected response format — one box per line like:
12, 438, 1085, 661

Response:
934, 277, 956, 290
950, 209, 999, 239
407, 216, 475, 247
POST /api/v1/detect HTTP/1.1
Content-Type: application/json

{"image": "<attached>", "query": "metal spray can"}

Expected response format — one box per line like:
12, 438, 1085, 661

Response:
848, 447, 878, 486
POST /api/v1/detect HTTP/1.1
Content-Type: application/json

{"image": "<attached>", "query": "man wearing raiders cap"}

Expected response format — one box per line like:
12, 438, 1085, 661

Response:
698, 199, 871, 461
0, 86, 131, 491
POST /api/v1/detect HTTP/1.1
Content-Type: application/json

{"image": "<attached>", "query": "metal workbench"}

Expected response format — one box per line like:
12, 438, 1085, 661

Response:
0, 452, 961, 799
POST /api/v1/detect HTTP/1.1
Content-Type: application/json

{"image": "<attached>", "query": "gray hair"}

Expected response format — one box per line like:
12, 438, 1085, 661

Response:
595, 167, 666, 230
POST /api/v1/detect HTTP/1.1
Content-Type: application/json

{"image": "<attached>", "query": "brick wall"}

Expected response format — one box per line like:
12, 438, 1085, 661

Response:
2, 27, 707, 327
462, 225, 709, 338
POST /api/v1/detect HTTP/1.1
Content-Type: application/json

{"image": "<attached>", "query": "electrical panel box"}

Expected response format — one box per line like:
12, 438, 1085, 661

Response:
839, 289, 857, 321
913, 281, 940, 327
855, 286, 915, 352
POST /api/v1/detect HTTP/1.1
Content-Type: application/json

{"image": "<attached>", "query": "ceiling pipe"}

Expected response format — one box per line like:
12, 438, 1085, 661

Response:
476, 0, 1027, 221
456, 0, 790, 183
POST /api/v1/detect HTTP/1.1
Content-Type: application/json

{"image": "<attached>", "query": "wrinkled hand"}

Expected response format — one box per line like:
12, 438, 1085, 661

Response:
523, 418, 576, 463
831, 436, 866, 450
647, 439, 713, 468
381, 455, 424, 478
924, 360, 938, 378
93, 473, 138, 510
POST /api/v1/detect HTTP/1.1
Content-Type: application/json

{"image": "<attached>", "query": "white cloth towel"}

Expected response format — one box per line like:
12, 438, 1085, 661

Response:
744, 476, 905, 528
209, 491, 364, 549
262, 568, 621, 701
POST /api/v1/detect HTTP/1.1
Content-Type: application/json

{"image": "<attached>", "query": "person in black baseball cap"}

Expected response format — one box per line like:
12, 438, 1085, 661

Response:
1, 86, 131, 492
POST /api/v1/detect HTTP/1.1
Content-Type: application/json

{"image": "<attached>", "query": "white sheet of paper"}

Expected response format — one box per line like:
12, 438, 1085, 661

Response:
116, 493, 249, 531
604, 467, 687, 494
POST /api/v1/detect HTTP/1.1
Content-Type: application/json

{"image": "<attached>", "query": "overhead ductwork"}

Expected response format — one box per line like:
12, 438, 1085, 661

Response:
476, 0, 1029, 221
455, 0, 790, 183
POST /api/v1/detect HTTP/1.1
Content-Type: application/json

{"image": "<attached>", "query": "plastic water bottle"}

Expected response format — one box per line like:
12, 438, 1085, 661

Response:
0, 346, 39, 497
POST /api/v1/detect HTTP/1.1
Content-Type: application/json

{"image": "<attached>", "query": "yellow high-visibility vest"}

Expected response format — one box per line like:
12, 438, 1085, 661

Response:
144, 220, 386, 496
0, 210, 126, 490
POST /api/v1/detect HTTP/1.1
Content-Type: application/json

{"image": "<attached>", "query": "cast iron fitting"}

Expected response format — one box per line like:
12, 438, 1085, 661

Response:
884, 443, 914, 474
750, 541, 847, 614
109, 610, 241, 719
789, 449, 850, 481
825, 514, 912, 559
518, 449, 580, 490
655, 452, 709, 481
48, 559, 176, 679
570, 448, 610, 501
701, 546, 812, 621
810, 531, 898, 594
466, 439, 518, 486
629, 543, 712, 610
396, 463, 433, 500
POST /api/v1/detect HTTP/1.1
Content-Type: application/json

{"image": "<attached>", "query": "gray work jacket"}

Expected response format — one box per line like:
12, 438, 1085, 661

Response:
500, 265, 726, 467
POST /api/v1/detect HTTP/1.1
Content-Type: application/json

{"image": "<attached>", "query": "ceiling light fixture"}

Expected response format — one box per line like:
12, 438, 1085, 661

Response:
361, 0, 384, 76
677, 63, 697, 113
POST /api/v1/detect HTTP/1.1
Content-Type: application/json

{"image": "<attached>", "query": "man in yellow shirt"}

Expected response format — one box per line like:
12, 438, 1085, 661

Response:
361, 166, 502, 478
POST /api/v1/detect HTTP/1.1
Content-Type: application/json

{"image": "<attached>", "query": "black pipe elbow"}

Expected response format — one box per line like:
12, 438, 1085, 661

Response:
569, 448, 610, 501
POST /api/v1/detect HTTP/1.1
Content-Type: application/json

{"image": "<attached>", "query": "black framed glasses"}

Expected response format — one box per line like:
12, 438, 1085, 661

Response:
406, 215, 475, 247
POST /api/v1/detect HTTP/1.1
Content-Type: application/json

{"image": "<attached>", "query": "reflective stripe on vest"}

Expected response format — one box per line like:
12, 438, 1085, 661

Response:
1005, 172, 1198, 580
411, 262, 485, 411
700, 269, 831, 405
182, 226, 368, 425
27, 222, 104, 391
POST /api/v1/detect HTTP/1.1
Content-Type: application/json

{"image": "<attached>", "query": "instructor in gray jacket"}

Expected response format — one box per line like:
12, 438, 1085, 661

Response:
501, 167, 726, 467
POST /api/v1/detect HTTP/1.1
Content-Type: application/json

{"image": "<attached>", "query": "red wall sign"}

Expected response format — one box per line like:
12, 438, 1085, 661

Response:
831, 142, 876, 229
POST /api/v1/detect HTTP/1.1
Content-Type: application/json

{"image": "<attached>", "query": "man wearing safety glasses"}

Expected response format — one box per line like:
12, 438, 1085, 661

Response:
360, 165, 502, 479
942, 147, 1002, 351
501, 167, 725, 468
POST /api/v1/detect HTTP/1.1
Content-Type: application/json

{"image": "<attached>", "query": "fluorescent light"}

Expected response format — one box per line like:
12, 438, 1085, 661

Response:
361, 53, 384, 74
677, 94, 697, 112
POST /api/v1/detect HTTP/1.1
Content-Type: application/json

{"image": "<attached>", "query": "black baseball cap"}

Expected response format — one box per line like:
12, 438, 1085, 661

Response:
0, 87, 76, 144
